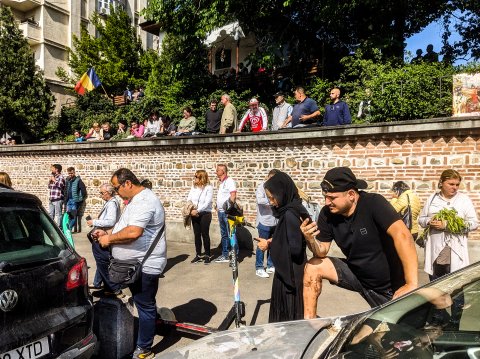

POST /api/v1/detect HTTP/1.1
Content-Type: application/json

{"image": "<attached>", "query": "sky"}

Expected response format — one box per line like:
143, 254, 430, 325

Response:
405, 19, 467, 65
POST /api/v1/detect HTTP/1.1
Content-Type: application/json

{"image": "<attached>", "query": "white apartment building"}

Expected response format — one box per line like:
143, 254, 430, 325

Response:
0, 0, 158, 112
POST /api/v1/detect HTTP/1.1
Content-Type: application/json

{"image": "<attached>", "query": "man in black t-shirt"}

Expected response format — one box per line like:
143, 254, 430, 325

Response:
300, 167, 418, 319
205, 100, 223, 133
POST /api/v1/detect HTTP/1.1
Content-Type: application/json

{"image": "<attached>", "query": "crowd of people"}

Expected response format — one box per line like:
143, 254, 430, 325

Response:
1, 163, 477, 359
72, 86, 353, 143
180, 165, 477, 326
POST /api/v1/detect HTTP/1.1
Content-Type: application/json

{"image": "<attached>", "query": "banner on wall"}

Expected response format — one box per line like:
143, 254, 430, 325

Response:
453, 73, 480, 117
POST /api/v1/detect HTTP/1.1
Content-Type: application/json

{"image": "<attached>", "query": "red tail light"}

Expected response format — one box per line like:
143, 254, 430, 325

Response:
66, 258, 88, 290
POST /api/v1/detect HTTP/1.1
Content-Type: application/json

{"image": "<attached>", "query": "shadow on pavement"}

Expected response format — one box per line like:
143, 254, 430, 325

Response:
249, 299, 271, 326
162, 254, 189, 275
153, 298, 217, 353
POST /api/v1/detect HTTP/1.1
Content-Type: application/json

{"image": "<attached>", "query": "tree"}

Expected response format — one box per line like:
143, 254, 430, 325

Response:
443, 1, 480, 61
0, 6, 54, 142
308, 50, 455, 123
58, 6, 149, 95
144, 0, 479, 78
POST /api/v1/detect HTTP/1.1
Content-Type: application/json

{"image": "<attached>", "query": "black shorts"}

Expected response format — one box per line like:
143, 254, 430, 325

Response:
329, 257, 393, 308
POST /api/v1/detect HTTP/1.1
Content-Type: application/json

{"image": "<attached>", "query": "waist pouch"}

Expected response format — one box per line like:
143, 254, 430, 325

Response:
108, 258, 142, 288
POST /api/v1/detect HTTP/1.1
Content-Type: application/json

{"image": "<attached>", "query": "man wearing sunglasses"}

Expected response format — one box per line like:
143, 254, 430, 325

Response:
300, 167, 418, 319
96, 168, 166, 359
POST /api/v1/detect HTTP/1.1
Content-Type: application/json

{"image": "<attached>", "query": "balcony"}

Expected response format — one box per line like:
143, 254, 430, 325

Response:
18, 20, 42, 45
0, 0, 42, 12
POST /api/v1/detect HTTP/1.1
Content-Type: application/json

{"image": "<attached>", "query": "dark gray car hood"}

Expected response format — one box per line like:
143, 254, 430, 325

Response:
157, 317, 342, 358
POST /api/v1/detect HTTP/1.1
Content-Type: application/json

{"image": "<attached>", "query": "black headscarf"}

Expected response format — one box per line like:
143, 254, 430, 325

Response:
264, 171, 310, 290
264, 171, 308, 220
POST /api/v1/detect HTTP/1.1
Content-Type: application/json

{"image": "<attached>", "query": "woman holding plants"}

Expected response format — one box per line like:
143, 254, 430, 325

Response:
419, 169, 478, 280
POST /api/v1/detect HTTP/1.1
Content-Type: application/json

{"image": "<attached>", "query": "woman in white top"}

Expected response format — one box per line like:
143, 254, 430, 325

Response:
187, 170, 213, 264
418, 169, 478, 328
419, 169, 478, 279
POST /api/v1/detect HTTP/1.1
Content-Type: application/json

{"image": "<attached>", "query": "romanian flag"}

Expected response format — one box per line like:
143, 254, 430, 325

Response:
74, 68, 102, 95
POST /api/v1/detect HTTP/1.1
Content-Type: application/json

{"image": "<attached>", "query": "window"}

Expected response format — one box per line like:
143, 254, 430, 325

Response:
0, 205, 67, 265
215, 48, 231, 70
336, 273, 480, 358
81, 0, 87, 18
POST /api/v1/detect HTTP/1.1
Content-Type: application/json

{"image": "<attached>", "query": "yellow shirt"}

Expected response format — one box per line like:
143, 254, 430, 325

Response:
390, 189, 421, 235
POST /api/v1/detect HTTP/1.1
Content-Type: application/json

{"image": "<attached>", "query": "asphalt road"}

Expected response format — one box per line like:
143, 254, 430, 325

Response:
73, 232, 430, 357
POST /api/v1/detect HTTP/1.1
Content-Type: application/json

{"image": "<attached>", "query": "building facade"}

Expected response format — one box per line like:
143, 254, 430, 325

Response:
0, 0, 158, 112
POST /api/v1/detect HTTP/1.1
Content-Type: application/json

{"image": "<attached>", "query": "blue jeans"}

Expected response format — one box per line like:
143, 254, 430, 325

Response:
49, 199, 63, 227
91, 241, 121, 293
129, 273, 161, 350
255, 223, 275, 270
218, 211, 238, 257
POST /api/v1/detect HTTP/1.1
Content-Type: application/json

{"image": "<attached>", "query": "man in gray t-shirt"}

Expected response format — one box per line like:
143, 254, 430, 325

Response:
97, 168, 165, 359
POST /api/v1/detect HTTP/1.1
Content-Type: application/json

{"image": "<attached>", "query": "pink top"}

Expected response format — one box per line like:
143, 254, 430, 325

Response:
131, 124, 145, 138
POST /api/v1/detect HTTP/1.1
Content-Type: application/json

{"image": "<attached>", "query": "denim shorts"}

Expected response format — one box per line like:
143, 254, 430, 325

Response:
329, 257, 393, 308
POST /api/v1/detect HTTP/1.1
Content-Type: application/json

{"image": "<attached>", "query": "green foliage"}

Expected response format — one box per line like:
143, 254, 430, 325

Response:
58, 92, 115, 135
418, 208, 469, 243
142, 0, 230, 38
0, 6, 54, 142
314, 50, 456, 123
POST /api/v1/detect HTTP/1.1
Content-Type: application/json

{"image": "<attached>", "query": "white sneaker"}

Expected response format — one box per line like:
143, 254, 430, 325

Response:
256, 269, 269, 278
266, 267, 275, 274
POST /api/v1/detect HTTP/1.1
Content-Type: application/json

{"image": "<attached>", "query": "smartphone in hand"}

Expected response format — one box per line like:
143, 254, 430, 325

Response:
253, 237, 261, 242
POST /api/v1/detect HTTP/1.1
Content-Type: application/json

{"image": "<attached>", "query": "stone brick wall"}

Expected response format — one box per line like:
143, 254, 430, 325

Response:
1, 116, 480, 242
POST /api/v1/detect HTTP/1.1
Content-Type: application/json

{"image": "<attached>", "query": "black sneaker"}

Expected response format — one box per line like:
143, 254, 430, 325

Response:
190, 255, 202, 264
132, 347, 154, 359
204, 256, 211, 264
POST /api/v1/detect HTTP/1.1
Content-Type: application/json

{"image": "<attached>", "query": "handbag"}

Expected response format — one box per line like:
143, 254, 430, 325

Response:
108, 225, 165, 288
87, 199, 120, 243
401, 194, 413, 230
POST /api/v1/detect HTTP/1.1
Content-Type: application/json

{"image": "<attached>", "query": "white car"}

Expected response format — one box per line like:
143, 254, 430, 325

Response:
158, 262, 480, 358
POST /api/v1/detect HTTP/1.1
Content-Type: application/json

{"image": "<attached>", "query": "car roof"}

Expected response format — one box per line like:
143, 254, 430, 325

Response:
0, 185, 42, 206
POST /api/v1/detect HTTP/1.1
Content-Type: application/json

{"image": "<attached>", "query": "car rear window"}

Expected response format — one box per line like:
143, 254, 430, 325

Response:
0, 204, 68, 265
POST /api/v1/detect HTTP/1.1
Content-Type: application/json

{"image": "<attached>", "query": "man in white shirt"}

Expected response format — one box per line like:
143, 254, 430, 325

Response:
214, 164, 237, 263
96, 168, 166, 359
272, 91, 293, 130
255, 169, 279, 278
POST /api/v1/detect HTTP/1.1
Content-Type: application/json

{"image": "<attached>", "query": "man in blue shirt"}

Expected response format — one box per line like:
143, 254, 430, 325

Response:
285, 86, 321, 128
323, 88, 352, 126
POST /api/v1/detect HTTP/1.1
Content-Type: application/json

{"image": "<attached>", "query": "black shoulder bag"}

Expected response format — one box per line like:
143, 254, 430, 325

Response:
108, 225, 165, 288
401, 194, 413, 230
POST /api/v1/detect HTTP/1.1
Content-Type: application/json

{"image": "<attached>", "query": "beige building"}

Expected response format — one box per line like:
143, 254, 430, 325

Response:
0, 0, 158, 112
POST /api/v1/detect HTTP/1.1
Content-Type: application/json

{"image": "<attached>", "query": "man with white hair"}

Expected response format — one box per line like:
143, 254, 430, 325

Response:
237, 98, 268, 132
87, 183, 121, 290
219, 94, 237, 134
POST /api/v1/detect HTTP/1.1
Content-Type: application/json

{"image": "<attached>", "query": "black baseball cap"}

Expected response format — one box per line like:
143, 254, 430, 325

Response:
273, 91, 285, 97
321, 167, 368, 193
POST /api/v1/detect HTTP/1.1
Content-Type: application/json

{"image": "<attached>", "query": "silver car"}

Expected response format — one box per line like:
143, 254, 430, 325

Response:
158, 262, 480, 358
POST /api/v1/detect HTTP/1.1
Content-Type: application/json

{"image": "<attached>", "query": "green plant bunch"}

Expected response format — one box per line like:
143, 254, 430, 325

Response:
419, 208, 468, 242
434, 208, 468, 234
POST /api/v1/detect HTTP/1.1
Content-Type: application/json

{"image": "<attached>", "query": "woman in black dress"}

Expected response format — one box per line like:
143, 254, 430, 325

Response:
258, 171, 310, 322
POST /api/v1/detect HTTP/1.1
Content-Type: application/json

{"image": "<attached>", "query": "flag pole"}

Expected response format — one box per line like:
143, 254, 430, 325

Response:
101, 84, 109, 97
90, 66, 109, 97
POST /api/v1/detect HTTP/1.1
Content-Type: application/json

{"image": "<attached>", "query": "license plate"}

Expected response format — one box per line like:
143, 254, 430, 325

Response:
0, 337, 49, 359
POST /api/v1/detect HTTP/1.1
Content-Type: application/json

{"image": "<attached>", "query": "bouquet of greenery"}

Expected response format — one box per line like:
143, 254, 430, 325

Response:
417, 208, 469, 247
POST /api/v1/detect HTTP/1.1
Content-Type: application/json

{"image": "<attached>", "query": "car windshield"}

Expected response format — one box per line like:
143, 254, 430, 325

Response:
0, 204, 68, 266
337, 265, 480, 358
